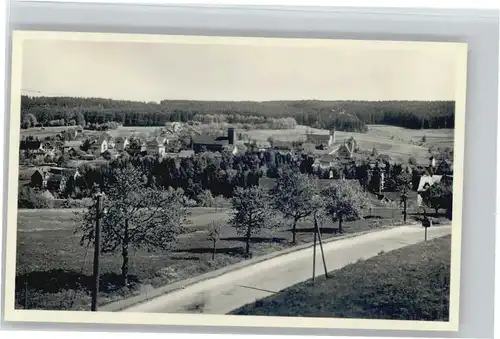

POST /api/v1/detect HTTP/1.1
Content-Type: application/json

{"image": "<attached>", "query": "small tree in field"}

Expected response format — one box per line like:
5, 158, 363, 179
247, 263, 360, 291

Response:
270, 167, 319, 244
230, 186, 273, 257
391, 170, 413, 223
76, 164, 188, 286
322, 180, 371, 233
207, 221, 222, 260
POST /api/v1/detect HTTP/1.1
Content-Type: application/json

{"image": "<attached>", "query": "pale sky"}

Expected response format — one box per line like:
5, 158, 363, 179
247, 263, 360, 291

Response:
21, 37, 461, 102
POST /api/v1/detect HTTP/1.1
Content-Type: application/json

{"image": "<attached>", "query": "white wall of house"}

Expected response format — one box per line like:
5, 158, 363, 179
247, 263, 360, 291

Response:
158, 146, 166, 157
101, 140, 108, 153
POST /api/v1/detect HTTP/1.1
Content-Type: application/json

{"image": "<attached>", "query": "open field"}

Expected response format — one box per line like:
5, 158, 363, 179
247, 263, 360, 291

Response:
102, 126, 164, 138
21, 126, 163, 139
230, 234, 451, 321
366, 125, 454, 150
15, 205, 410, 310
17, 207, 233, 232
20, 126, 69, 138
244, 125, 454, 165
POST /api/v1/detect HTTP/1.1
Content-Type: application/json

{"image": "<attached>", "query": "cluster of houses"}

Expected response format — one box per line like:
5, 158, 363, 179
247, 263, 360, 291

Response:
20, 124, 454, 207
30, 166, 81, 193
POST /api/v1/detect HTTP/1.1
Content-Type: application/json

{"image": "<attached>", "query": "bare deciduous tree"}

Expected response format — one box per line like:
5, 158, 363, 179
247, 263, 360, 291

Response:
207, 221, 222, 260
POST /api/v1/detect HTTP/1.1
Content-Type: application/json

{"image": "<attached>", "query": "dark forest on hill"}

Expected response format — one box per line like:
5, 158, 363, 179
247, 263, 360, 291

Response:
21, 96, 455, 132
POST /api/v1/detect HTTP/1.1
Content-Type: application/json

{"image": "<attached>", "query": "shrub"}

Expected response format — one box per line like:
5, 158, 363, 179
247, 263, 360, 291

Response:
18, 187, 54, 209
196, 190, 215, 207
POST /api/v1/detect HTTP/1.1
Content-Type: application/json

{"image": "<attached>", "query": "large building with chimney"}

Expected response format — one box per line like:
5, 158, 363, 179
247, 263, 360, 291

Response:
191, 127, 236, 153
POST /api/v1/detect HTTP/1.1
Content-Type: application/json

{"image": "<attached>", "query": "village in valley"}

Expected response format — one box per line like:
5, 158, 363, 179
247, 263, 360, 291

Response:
19, 121, 452, 209
16, 97, 455, 319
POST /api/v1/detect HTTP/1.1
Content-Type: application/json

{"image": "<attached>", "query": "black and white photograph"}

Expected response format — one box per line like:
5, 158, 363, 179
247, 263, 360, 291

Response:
3, 31, 467, 331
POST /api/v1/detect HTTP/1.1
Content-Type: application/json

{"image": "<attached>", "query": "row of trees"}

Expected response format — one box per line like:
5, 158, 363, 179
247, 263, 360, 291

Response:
75, 165, 373, 285
76, 162, 452, 286
269, 168, 371, 243
31, 145, 452, 204
21, 96, 455, 131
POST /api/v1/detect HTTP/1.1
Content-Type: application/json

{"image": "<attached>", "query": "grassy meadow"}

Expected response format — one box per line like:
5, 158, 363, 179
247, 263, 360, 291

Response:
21, 126, 163, 140
230, 235, 451, 321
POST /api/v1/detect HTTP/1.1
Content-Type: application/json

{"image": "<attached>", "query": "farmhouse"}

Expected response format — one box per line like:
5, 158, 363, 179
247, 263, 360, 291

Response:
31, 167, 81, 191
191, 127, 235, 153
45, 173, 68, 192
90, 139, 108, 155
416, 174, 453, 206
30, 169, 50, 189
306, 129, 336, 148
313, 154, 337, 170
114, 137, 130, 151
63, 140, 82, 154
157, 132, 178, 145
49, 167, 80, 179
20, 139, 44, 152
146, 138, 166, 157
127, 139, 147, 155
97, 132, 115, 149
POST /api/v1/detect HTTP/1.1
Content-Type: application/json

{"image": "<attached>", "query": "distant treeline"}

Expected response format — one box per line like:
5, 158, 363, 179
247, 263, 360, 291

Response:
21, 96, 455, 132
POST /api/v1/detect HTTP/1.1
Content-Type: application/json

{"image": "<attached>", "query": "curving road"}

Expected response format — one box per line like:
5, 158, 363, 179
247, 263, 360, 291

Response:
122, 224, 452, 315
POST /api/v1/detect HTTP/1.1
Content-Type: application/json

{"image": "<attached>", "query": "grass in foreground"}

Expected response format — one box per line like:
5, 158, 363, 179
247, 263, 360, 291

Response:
15, 207, 404, 311
230, 235, 451, 321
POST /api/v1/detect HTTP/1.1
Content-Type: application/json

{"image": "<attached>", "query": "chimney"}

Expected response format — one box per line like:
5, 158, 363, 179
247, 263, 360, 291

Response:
227, 127, 235, 145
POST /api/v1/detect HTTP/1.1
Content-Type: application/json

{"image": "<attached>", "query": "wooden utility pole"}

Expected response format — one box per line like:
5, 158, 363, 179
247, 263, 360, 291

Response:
314, 213, 329, 279
91, 193, 104, 311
